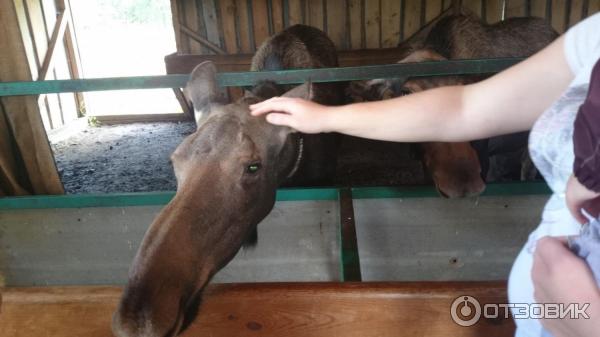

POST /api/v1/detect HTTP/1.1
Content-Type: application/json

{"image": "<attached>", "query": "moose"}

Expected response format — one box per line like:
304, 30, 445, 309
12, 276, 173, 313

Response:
349, 8, 557, 197
111, 25, 343, 337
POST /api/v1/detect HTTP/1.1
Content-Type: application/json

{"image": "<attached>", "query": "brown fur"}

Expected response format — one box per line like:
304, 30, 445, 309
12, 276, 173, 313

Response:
349, 9, 557, 198
112, 25, 342, 337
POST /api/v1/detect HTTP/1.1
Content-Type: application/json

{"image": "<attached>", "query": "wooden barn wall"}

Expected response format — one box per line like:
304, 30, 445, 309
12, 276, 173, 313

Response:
171, 0, 600, 56
11, 0, 82, 131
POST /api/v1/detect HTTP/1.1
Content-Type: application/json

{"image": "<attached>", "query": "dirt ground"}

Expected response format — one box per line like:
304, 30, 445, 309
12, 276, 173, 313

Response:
51, 122, 196, 193
51, 122, 426, 194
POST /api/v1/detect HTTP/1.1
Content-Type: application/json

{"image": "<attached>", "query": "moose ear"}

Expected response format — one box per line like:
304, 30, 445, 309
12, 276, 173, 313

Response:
185, 61, 221, 125
282, 82, 314, 100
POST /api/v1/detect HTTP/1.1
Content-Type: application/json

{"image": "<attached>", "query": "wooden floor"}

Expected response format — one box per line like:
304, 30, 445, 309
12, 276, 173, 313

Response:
0, 282, 514, 337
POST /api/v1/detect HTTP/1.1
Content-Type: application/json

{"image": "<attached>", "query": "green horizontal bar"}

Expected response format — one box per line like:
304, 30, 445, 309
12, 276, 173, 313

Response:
0, 188, 337, 210
275, 188, 339, 201
0, 58, 522, 97
0, 182, 550, 210
352, 181, 551, 199
0, 192, 176, 209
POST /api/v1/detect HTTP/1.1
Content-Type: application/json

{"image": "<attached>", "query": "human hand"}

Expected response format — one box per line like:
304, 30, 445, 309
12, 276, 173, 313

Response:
532, 236, 600, 337
566, 174, 600, 224
250, 97, 334, 133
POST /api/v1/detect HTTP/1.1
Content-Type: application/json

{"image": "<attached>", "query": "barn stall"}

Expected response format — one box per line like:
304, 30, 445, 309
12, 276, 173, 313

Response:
0, 0, 598, 336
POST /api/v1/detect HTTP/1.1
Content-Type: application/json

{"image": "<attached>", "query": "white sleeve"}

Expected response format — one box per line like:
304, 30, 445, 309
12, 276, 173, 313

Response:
564, 12, 600, 76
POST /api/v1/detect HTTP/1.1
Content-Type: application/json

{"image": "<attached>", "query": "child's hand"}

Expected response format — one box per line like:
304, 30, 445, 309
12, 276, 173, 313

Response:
250, 97, 333, 134
566, 174, 600, 224
532, 236, 600, 337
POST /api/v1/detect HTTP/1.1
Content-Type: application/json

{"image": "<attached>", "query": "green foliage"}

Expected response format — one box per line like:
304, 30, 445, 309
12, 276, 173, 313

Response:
94, 0, 172, 25
87, 116, 101, 127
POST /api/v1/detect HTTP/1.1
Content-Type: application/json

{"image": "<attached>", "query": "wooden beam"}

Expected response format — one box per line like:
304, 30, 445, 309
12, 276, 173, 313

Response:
0, 282, 514, 337
180, 24, 227, 55
37, 9, 67, 81
93, 113, 190, 125
0, 0, 64, 195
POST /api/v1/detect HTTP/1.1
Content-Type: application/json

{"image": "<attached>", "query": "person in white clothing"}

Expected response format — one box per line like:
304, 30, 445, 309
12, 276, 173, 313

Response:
250, 13, 600, 337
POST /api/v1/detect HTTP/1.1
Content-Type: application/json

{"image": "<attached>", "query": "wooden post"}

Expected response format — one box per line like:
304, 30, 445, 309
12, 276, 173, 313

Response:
0, 0, 64, 195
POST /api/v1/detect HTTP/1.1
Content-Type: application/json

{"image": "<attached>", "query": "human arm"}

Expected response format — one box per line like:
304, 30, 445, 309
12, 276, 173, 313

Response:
532, 236, 600, 337
251, 35, 574, 142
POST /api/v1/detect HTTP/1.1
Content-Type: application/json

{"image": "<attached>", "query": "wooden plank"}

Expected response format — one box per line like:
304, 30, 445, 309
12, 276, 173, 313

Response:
348, 0, 362, 49
403, 0, 422, 40
253, 0, 270, 49
35, 9, 68, 130
181, 0, 202, 53
0, 283, 514, 337
37, 11, 67, 81
569, 0, 585, 27
307, 0, 325, 30
25, 0, 49, 66
590, 0, 600, 15
235, 0, 252, 52
220, 0, 239, 53
551, 0, 567, 32
381, 0, 401, 47
288, 0, 303, 25
354, 195, 544, 281
463, 0, 483, 17
506, 0, 526, 17
45, 87, 63, 128
53, 42, 78, 123
326, 0, 347, 49
180, 25, 226, 54
13, 0, 39, 79
170, 0, 184, 51
485, 0, 504, 23
0, 0, 63, 194
94, 113, 190, 125
62, 1, 84, 118
272, 0, 285, 32
0, 200, 340, 285
40, 0, 57, 33
425, 0, 444, 22
530, 0, 547, 18
364, 0, 380, 48
202, 0, 222, 51
216, 0, 241, 102
164, 49, 403, 74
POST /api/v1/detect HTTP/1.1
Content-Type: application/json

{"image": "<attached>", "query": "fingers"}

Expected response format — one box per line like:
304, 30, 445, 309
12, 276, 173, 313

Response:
265, 113, 294, 127
566, 194, 588, 224
532, 236, 575, 301
250, 97, 292, 116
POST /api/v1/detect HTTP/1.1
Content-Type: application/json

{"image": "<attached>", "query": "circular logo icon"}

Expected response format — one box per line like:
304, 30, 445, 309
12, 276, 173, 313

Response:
451, 295, 482, 327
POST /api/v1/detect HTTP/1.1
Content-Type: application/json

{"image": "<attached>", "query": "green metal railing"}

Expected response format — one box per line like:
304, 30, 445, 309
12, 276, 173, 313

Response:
0, 182, 550, 210
0, 58, 523, 97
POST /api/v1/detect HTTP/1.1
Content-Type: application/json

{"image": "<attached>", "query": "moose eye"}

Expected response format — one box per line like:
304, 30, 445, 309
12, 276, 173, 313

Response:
246, 163, 262, 174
